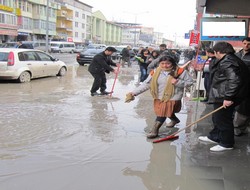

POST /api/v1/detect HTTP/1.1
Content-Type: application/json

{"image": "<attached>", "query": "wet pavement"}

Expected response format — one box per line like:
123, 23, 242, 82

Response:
0, 62, 250, 190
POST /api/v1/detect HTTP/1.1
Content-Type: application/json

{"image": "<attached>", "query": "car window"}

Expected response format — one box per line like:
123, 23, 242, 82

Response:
0, 52, 8, 61
18, 52, 25, 61
22, 52, 38, 61
35, 52, 51, 61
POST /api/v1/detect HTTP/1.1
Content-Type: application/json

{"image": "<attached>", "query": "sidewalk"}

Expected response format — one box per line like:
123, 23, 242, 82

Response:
182, 99, 250, 190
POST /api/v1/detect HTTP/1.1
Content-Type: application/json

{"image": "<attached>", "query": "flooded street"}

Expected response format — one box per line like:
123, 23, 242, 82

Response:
0, 54, 250, 190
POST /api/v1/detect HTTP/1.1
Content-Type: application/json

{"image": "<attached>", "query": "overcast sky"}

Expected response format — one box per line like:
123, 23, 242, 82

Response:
81, 0, 197, 44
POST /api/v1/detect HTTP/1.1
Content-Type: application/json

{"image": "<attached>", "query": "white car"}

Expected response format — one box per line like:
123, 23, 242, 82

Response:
0, 48, 67, 83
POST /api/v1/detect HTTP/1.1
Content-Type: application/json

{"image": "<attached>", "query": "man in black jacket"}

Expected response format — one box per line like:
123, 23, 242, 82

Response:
198, 42, 250, 152
233, 37, 250, 136
88, 47, 119, 96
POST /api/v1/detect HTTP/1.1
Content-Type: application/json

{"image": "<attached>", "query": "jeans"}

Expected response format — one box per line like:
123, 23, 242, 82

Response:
139, 65, 148, 82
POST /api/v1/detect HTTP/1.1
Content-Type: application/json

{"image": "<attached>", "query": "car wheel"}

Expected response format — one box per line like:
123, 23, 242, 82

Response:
18, 71, 31, 83
57, 67, 67, 76
70, 50, 74, 54
59, 50, 61, 53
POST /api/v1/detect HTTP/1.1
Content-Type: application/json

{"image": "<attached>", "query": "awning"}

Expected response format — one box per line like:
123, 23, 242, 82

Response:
18, 32, 29, 36
0, 29, 17, 36
199, 0, 250, 16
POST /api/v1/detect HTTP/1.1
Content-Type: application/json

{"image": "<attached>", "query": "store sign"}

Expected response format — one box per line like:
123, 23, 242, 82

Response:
189, 30, 200, 46
67, 37, 73, 42
200, 18, 249, 41
0, 5, 13, 12
0, 29, 17, 36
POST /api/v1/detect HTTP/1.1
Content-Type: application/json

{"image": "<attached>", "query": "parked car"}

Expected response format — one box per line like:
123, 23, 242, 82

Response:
76, 48, 104, 66
2, 41, 34, 49
87, 44, 106, 49
73, 45, 85, 53
0, 48, 67, 83
49, 41, 75, 53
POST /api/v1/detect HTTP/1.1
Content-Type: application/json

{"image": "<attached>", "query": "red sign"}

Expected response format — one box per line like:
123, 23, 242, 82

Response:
67, 37, 73, 42
189, 30, 200, 46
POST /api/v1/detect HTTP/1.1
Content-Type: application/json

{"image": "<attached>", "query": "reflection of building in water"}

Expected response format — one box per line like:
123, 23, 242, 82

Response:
89, 98, 118, 142
123, 143, 182, 189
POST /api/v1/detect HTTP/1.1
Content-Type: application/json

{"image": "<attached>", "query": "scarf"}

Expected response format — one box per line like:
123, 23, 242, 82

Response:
150, 66, 179, 102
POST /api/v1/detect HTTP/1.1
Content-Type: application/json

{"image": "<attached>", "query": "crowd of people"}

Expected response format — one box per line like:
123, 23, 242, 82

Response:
87, 38, 250, 152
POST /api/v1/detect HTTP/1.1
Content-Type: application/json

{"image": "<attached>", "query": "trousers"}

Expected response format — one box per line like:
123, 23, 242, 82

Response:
208, 103, 235, 148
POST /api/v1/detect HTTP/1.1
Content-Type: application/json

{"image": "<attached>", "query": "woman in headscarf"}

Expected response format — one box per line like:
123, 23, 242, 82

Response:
125, 55, 193, 138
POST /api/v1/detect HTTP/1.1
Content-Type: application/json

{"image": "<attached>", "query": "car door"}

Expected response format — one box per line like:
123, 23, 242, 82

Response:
22, 51, 44, 77
35, 51, 58, 76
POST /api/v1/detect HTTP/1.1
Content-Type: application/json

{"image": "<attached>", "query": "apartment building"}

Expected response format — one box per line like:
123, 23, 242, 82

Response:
0, 0, 59, 42
0, 1, 18, 42
92, 10, 122, 45
56, 0, 92, 44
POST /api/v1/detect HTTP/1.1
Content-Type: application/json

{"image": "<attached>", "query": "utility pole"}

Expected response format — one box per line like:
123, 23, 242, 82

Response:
45, 0, 49, 53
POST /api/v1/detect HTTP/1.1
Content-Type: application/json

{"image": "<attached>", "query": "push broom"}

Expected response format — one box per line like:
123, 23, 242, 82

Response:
109, 64, 121, 98
153, 105, 224, 143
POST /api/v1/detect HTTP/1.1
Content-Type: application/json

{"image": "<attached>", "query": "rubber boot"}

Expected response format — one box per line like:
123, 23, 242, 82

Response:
166, 115, 180, 128
147, 121, 163, 138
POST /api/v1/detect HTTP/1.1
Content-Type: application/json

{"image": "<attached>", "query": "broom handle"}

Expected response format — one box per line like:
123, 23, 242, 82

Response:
171, 105, 224, 136
109, 64, 120, 97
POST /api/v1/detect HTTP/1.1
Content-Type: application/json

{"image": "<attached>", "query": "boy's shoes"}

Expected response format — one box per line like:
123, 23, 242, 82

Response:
91, 92, 101, 96
210, 145, 233, 152
198, 136, 217, 144
100, 91, 112, 95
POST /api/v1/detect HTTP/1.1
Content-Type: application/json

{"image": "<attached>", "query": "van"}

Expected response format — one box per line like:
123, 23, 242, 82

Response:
49, 42, 76, 53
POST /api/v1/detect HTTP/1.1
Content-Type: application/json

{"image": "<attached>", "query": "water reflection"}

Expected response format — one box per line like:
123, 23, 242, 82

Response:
89, 98, 118, 142
123, 142, 182, 189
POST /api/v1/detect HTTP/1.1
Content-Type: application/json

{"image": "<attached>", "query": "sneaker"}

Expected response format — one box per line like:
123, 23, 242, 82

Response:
210, 145, 233, 152
198, 136, 217, 144
91, 92, 101, 96
100, 91, 112, 95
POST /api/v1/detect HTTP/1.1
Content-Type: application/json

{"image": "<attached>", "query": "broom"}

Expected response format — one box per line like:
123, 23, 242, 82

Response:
153, 105, 224, 143
109, 64, 121, 98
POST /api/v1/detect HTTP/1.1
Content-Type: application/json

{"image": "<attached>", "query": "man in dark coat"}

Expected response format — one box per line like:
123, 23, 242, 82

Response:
121, 45, 131, 67
233, 37, 250, 136
88, 47, 118, 96
200, 48, 217, 102
198, 42, 250, 152
17, 41, 28, 49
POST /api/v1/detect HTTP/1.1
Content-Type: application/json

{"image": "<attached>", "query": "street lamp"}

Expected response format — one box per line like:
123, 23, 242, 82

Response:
124, 11, 149, 47
45, 0, 49, 53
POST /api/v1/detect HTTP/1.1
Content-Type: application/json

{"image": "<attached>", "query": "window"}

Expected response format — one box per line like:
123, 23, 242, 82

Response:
82, 23, 85, 29
22, 52, 37, 61
0, 52, 8, 61
75, 32, 78, 37
36, 52, 51, 61
75, 22, 78, 27
82, 14, 85, 19
75, 11, 79, 17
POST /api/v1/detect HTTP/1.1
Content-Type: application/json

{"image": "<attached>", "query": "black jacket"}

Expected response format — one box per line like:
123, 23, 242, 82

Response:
235, 49, 250, 70
235, 50, 250, 115
209, 53, 250, 104
88, 51, 116, 74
